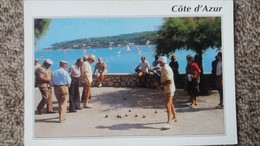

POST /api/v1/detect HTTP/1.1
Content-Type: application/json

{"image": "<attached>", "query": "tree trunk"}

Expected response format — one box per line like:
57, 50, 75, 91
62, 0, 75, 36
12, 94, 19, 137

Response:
196, 49, 210, 95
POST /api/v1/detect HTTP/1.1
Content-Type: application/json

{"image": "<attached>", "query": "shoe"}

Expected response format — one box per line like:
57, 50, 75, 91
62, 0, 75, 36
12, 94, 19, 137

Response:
76, 107, 82, 110
37, 111, 42, 115
59, 118, 66, 123
83, 104, 92, 108
46, 111, 56, 114
69, 110, 77, 113
98, 84, 102, 88
162, 124, 171, 130
215, 104, 223, 109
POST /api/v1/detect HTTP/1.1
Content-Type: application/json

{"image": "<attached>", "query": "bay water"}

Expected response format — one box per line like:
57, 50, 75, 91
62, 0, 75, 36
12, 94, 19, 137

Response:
35, 45, 218, 74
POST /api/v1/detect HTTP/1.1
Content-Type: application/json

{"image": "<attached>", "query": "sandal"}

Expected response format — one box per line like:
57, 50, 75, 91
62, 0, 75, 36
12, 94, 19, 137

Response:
162, 124, 171, 130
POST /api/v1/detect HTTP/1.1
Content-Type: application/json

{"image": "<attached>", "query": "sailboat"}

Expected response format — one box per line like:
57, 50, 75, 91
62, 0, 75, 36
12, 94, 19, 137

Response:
126, 44, 130, 52
117, 49, 121, 56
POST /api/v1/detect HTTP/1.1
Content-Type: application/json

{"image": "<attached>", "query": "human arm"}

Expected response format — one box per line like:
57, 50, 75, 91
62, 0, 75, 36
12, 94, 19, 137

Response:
93, 64, 97, 74
37, 68, 51, 82
69, 65, 75, 76
161, 80, 173, 86
134, 64, 141, 72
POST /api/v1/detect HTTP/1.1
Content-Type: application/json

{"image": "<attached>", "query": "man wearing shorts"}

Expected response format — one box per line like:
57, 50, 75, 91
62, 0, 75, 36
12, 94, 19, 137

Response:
158, 56, 177, 130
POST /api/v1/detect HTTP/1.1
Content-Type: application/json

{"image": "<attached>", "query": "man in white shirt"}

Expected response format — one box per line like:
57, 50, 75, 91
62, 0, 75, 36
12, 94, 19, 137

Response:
158, 56, 177, 130
215, 52, 223, 109
68, 58, 84, 112
51, 60, 71, 123
81, 54, 95, 108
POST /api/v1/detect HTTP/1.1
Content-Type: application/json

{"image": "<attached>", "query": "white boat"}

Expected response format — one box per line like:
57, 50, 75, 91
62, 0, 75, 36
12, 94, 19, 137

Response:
126, 44, 130, 52
117, 49, 121, 56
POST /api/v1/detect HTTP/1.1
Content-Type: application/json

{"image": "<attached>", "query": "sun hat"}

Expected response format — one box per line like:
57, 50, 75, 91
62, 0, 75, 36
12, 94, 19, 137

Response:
157, 56, 167, 63
60, 60, 68, 64
88, 54, 96, 61
44, 59, 53, 65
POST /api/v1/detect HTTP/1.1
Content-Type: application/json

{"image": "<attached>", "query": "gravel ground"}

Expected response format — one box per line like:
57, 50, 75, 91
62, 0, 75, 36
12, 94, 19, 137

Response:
34, 87, 224, 138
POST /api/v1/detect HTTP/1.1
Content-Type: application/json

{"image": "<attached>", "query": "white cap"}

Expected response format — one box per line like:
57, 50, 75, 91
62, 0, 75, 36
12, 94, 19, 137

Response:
60, 60, 68, 64
44, 59, 53, 65
157, 56, 167, 63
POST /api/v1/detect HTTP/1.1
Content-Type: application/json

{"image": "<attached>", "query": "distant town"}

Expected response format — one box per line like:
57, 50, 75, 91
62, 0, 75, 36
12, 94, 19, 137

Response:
44, 31, 157, 50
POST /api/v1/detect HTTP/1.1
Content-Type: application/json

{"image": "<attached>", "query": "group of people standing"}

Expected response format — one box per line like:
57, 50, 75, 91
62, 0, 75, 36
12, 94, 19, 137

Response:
34, 54, 107, 123
134, 55, 179, 129
134, 52, 223, 128
34, 52, 223, 127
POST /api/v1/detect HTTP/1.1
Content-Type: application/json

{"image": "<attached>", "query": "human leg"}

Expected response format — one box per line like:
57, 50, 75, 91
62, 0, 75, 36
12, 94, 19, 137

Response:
83, 84, 91, 108
54, 87, 62, 122
96, 73, 101, 87
37, 87, 53, 113
100, 72, 106, 87
69, 78, 76, 111
192, 78, 199, 106
60, 86, 69, 122
74, 78, 81, 109
216, 76, 223, 108
165, 94, 173, 124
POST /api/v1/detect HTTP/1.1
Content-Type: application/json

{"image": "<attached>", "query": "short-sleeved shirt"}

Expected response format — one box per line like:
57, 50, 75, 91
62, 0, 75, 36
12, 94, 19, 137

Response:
51, 68, 71, 86
81, 61, 93, 84
186, 62, 200, 78
95, 62, 107, 73
161, 64, 176, 94
216, 61, 222, 76
34, 63, 41, 70
69, 63, 81, 78
139, 61, 150, 73
35, 66, 52, 87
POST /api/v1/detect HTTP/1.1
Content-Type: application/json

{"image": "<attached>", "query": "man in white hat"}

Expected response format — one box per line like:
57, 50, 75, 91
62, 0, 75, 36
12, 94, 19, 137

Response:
81, 54, 95, 108
157, 56, 177, 130
51, 60, 71, 123
35, 59, 56, 114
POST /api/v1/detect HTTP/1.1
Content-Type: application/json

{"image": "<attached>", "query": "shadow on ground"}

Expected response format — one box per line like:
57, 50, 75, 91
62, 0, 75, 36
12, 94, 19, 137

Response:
91, 88, 196, 111
96, 121, 164, 130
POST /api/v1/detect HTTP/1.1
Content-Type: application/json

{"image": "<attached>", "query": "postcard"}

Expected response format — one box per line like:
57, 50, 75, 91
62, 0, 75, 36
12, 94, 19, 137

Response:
24, 0, 237, 145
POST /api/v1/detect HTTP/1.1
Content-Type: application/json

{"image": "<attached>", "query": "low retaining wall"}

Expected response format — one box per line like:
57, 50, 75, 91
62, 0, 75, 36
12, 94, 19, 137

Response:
91, 73, 217, 90
91, 73, 155, 88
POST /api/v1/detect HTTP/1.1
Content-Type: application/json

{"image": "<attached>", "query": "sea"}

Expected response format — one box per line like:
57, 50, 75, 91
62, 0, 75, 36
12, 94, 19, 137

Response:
35, 45, 219, 74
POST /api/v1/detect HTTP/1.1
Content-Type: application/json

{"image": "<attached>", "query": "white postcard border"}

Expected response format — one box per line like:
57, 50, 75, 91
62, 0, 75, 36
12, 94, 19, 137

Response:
24, 0, 236, 146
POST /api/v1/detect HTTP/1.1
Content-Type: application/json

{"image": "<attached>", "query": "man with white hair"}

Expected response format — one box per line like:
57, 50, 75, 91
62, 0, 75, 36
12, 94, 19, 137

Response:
35, 59, 56, 114
157, 56, 177, 130
51, 61, 71, 123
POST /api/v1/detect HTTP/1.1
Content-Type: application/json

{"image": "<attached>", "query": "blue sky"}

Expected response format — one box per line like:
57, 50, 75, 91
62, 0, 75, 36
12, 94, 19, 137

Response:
35, 18, 163, 50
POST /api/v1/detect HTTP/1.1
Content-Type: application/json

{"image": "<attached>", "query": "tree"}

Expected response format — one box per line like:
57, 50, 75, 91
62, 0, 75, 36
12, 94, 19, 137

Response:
34, 19, 51, 43
156, 17, 221, 94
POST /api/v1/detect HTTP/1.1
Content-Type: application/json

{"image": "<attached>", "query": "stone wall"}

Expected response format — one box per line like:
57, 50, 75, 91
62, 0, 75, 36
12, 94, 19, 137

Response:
91, 73, 155, 88
90, 73, 217, 90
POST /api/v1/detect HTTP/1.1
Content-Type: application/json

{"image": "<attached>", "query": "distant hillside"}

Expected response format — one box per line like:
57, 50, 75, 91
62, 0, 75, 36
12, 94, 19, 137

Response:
44, 31, 157, 50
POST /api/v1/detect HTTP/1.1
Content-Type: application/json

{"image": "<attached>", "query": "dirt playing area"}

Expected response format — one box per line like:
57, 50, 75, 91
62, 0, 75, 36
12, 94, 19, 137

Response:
34, 87, 224, 138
